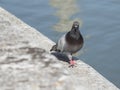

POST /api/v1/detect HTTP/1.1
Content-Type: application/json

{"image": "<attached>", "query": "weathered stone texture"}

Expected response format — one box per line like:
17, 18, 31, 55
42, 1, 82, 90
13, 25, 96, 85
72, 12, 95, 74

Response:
0, 7, 119, 90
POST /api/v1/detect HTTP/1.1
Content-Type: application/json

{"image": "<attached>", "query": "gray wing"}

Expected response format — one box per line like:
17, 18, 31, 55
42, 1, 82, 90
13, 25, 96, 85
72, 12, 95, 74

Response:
57, 34, 66, 52
57, 34, 83, 54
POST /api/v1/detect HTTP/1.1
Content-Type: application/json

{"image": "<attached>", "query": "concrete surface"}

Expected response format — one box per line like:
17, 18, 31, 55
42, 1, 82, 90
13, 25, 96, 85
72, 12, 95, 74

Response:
0, 7, 119, 90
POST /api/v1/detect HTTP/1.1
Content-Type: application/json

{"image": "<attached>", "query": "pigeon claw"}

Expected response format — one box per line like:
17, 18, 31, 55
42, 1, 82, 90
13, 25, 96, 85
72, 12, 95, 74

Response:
69, 60, 76, 68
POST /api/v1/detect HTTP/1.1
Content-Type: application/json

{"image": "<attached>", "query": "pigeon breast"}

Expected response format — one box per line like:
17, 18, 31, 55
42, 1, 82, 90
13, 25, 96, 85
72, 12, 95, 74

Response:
56, 33, 83, 54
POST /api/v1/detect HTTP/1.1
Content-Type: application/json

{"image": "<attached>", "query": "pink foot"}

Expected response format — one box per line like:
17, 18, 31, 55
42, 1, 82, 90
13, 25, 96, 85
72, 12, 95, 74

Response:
69, 60, 76, 68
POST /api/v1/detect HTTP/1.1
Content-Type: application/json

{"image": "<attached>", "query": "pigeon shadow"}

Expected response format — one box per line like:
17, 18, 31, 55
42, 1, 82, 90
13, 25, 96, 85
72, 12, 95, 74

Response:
50, 51, 79, 63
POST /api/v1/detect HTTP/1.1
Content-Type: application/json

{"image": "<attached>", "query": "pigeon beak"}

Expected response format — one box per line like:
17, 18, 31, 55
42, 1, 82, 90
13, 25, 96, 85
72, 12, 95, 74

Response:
71, 21, 79, 31
74, 25, 78, 28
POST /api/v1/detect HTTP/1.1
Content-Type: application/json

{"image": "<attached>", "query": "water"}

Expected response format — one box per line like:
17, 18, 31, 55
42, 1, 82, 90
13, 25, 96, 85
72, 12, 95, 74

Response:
0, 0, 120, 88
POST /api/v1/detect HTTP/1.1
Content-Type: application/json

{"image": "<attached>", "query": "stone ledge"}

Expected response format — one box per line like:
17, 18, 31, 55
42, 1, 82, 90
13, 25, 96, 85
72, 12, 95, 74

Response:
0, 7, 119, 90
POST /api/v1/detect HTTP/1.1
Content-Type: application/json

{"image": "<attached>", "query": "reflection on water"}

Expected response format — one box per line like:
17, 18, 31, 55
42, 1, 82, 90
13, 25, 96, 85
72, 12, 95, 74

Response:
50, 0, 82, 32
1, 0, 120, 88
50, 0, 88, 56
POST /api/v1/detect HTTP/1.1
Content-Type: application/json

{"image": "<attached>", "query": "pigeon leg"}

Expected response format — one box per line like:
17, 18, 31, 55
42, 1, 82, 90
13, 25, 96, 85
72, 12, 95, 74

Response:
69, 59, 76, 68
66, 53, 76, 67
70, 60, 76, 65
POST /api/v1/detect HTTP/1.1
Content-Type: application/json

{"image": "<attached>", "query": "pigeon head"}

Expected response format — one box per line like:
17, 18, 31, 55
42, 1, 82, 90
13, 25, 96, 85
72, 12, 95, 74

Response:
68, 21, 81, 40
71, 21, 79, 31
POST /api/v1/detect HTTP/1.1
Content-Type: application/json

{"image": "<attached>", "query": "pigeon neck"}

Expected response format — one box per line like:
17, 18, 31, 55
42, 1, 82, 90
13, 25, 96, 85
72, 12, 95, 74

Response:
65, 31, 83, 45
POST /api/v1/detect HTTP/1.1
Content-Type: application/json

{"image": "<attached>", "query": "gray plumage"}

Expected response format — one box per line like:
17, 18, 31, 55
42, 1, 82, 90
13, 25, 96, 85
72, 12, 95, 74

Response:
50, 21, 84, 62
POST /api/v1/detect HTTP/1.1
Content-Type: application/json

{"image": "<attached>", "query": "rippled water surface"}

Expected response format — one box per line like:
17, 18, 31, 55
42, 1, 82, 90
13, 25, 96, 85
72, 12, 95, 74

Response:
0, 0, 120, 88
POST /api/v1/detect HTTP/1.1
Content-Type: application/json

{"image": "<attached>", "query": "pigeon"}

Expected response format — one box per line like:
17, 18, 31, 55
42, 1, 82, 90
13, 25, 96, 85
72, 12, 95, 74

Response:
50, 21, 84, 67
